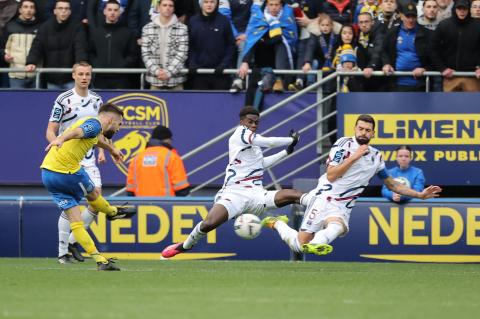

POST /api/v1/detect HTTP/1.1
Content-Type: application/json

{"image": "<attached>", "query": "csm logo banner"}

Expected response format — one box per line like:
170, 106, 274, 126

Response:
107, 93, 169, 175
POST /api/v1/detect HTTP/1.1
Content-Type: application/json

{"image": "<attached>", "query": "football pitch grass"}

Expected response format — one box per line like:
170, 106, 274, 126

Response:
1, 259, 479, 319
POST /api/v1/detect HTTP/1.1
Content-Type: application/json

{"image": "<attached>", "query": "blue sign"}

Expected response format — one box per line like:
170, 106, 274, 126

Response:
2, 197, 479, 263
337, 93, 480, 185
0, 91, 317, 187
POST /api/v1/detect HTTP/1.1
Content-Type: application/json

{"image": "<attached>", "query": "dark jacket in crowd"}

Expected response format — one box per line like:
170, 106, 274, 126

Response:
321, 0, 355, 25
26, 17, 88, 85
303, 33, 338, 67
429, 14, 480, 72
188, 11, 235, 69
381, 24, 430, 69
89, 21, 137, 68
356, 30, 383, 70
89, 21, 138, 88
372, 12, 401, 36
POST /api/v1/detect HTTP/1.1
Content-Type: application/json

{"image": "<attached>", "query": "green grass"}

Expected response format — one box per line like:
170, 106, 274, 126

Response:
1, 259, 479, 319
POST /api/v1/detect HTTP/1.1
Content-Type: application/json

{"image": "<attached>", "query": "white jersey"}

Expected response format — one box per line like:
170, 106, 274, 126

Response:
222, 125, 292, 188
313, 136, 387, 207
49, 88, 103, 167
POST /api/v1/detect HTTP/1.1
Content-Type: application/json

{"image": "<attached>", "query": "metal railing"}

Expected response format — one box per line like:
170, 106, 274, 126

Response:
0, 67, 323, 90
336, 70, 479, 92
1, 67, 477, 91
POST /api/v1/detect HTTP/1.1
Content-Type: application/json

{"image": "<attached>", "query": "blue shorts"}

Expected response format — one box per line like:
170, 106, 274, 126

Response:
41, 168, 95, 211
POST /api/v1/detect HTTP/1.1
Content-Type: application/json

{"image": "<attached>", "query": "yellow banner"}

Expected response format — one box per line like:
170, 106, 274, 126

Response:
344, 114, 480, 145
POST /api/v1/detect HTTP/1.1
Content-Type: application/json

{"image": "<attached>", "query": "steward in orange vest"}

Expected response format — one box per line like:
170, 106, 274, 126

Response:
126, 125, 190, 196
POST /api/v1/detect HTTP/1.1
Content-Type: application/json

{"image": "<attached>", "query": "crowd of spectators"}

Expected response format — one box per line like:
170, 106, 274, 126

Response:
1, 0, 480, 92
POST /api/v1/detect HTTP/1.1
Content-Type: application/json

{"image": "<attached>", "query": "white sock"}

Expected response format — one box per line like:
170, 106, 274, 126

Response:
310, 222, 344, 245
58, 212, 70, 257
300, 191, 314, 207
183, 222, 207, 250
68, 208, 96, 244
274, 221, 302, 253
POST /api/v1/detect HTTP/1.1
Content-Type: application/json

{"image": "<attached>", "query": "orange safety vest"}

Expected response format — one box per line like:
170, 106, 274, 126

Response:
126, 146, 190, 196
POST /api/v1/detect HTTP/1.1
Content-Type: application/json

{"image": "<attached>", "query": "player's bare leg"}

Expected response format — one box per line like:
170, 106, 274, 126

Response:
273, 189, 303, 207
263, 217, 338, 256
161, 204, 229, 258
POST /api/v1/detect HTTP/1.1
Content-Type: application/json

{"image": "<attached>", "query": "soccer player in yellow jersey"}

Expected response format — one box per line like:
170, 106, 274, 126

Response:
41, 103, 136, 271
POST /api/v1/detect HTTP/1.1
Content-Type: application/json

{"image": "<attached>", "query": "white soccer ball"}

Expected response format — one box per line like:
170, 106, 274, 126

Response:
234, 214, 262, 240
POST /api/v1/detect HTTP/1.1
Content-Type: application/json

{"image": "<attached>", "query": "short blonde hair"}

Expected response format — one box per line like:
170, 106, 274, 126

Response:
318, 13, 333, 26
72, 61, 92, 73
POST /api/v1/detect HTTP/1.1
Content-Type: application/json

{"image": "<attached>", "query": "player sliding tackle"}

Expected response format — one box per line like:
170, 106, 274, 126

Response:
262, 114, 442, 256
41, 103, 136, 270
162, 106, 303, 258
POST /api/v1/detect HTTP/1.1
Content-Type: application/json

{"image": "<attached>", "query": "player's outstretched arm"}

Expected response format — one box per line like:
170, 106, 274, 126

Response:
252, 134, 293, 148
45, 127, 84, 151
97, 134, 123, 163
384, 176, 442, 199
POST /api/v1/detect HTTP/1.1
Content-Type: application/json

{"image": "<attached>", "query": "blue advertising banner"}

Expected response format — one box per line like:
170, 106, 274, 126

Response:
1, 197, 479, 262
337, 93, 480, 185
16, 197, 291, 260
0, 200, 20, 257
307, 199, 480, 263
0, 91, 317, 186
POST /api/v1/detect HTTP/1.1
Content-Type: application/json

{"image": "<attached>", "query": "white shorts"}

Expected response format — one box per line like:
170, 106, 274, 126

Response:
300, 195, 351, 234
83, 165, 102, 188
214, 187, 278, 219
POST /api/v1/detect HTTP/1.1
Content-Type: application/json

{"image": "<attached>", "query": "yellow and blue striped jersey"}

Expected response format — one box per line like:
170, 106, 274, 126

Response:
41, 117, 102, 173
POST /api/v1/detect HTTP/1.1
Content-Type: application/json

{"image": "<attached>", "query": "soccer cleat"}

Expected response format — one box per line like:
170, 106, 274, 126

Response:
161, 242, 188, 258
58, 254, 75, 264
301, 243, 333, 256
107, 204, 137, 221
68, 243, 85, 262
261, 215, 289, 229
97, 259, 120, 271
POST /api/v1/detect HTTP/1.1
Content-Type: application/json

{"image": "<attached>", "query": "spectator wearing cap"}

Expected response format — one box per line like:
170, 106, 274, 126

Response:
126, 125, 190, 197
338, 48, 363, 92
471, 0, 480, 18
381, 2, 431, 91
429, 0, 480, 91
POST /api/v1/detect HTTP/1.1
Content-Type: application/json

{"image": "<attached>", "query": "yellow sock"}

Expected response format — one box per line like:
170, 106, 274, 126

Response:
70, 221, 107, 264
88, 195, 117, 217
